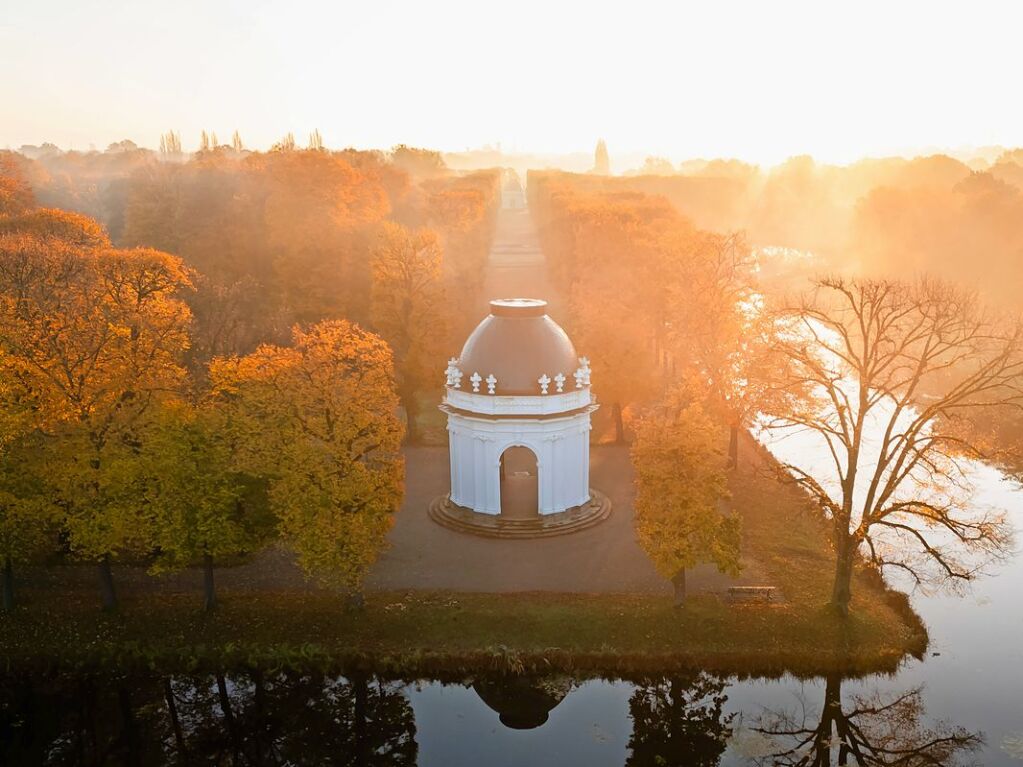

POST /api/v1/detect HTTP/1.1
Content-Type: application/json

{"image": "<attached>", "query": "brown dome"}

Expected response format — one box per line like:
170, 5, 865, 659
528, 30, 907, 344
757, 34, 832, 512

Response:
457, 299, 579, 396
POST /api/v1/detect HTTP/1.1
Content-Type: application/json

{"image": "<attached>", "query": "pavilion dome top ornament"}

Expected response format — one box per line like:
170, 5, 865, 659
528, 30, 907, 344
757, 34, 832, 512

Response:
442, 299, 594, 417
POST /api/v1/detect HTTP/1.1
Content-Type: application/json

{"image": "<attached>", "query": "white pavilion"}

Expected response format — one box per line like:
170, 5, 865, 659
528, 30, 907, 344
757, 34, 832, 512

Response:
440, 298, 597, 521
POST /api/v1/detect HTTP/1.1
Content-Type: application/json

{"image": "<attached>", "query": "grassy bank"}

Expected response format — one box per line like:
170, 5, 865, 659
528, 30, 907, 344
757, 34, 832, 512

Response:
0, 585, 924, 678
731, 437, 927, 640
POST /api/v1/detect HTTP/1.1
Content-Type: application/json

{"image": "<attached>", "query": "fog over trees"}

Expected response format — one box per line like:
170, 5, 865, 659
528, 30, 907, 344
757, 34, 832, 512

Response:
3, 133, 1023, 621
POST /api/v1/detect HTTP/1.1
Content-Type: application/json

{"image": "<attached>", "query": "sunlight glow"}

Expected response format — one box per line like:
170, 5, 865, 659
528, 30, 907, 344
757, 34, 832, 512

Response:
3, 0, 1023, 164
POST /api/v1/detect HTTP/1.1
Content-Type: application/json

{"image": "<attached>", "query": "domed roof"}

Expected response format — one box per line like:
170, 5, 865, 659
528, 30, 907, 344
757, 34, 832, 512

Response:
458, 299, 579, 396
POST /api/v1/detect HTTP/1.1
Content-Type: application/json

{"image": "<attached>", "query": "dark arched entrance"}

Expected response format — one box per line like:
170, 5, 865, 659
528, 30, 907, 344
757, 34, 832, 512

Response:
499, 446, 538, 519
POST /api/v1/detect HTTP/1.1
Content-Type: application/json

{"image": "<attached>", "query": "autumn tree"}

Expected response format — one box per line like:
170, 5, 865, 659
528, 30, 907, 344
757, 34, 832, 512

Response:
0, 153, 36, 216
390, 145, 446, 179
0, 231, 193, 609
662, 229, 783, 467
139, 402, 273, 611
557, 190, 679, 441
370, 222, 448, 443
631, 390, 740, 604
763, 277, 1021, 616
258, 149, 390, 324
210, 320, 404, 601
570, 271, 659, 443
0, 207, 111, 249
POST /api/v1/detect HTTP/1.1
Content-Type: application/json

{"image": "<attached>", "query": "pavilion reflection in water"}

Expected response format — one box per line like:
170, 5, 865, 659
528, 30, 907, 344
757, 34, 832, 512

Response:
472, 675, 573, 729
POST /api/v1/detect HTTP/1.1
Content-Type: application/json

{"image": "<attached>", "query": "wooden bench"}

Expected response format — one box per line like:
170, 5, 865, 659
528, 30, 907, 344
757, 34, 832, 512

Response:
728, 586, 777, 603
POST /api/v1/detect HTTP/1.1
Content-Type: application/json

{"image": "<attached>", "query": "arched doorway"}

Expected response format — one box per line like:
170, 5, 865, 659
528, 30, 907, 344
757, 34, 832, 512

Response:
499, 446, 538, 519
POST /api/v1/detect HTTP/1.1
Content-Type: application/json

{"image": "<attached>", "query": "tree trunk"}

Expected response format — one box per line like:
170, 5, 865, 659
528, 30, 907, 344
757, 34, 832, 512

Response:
612, 402, 625, 445
217, 673, 244, 764
403, 391, 419, 445
202, 553, 216, 613
353, 673, 369, 765
98, 555, 118, 611
2, 555, 14, 612
346, 590, 365, 611
253, 668, 266, 757
830, 535, 855, 617
727, 421, 740, 469
672, 569, 687, 607
117, 685, 141, 767
163, 678, 186, 760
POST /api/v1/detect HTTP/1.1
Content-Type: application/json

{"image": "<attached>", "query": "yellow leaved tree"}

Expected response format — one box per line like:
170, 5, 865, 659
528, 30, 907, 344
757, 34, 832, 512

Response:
631, 390, 740, 605
210, 319, 404, 601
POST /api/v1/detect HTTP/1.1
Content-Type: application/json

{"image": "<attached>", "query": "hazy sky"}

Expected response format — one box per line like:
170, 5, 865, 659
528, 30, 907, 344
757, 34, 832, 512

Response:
3, 0, 1023, 164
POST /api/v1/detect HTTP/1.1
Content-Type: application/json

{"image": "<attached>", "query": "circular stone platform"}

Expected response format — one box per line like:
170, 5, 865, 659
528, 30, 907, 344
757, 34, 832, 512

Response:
428, 490, 611, 539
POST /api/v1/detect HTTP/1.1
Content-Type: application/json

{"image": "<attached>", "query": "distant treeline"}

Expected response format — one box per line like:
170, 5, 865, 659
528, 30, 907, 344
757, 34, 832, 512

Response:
530, 151, 1023, 308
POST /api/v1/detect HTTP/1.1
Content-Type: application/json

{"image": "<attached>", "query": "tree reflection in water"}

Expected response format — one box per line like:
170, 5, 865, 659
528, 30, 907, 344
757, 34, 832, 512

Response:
626, 672, 734, 766
751, 674, 983, 767
0, 671, 417, 766
0, 671, 986, 766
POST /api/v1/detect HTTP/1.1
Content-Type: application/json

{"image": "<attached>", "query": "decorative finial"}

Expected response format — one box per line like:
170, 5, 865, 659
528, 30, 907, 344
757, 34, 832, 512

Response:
554, 372, 566, 393
470, 372, 482, 393
538, 373, 551, 394
574, 357, 592, 388
445, 358, 461, 387
486, 374, 497, 394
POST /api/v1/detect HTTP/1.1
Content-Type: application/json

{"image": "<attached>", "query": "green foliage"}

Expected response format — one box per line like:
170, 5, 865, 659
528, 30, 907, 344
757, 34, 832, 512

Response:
47, 427, 152, 563
139, 403, 273, 573
631, 392, 740, 582
0, 432, 57, 566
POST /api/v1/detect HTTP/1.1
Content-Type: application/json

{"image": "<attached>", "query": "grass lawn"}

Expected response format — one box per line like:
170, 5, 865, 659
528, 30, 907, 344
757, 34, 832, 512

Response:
730, 438, 924, 640
0, 587, 923, 678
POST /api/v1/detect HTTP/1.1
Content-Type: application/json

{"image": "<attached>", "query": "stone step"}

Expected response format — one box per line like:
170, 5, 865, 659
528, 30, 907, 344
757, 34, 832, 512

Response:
428, 492, 612, 539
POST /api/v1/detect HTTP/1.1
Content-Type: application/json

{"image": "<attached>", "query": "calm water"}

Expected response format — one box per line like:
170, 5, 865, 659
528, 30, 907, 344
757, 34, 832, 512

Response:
3, 452, 1021, 765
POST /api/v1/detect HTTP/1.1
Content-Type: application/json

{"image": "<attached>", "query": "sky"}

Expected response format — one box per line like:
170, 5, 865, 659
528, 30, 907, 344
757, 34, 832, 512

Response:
2, 0, 1023, 165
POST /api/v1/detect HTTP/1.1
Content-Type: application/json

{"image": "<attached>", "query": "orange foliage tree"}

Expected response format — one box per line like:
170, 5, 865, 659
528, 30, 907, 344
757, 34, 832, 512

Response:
0, 223, 192, 609
370, 223, 449, 443
0, 153, 36, 216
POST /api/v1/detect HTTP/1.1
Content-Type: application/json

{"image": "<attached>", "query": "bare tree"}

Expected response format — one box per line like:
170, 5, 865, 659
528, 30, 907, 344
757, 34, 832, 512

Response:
764, 277, 1021, 616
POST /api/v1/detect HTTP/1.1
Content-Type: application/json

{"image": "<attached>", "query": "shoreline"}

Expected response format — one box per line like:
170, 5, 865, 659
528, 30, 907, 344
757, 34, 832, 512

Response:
0, 588, 927, 679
